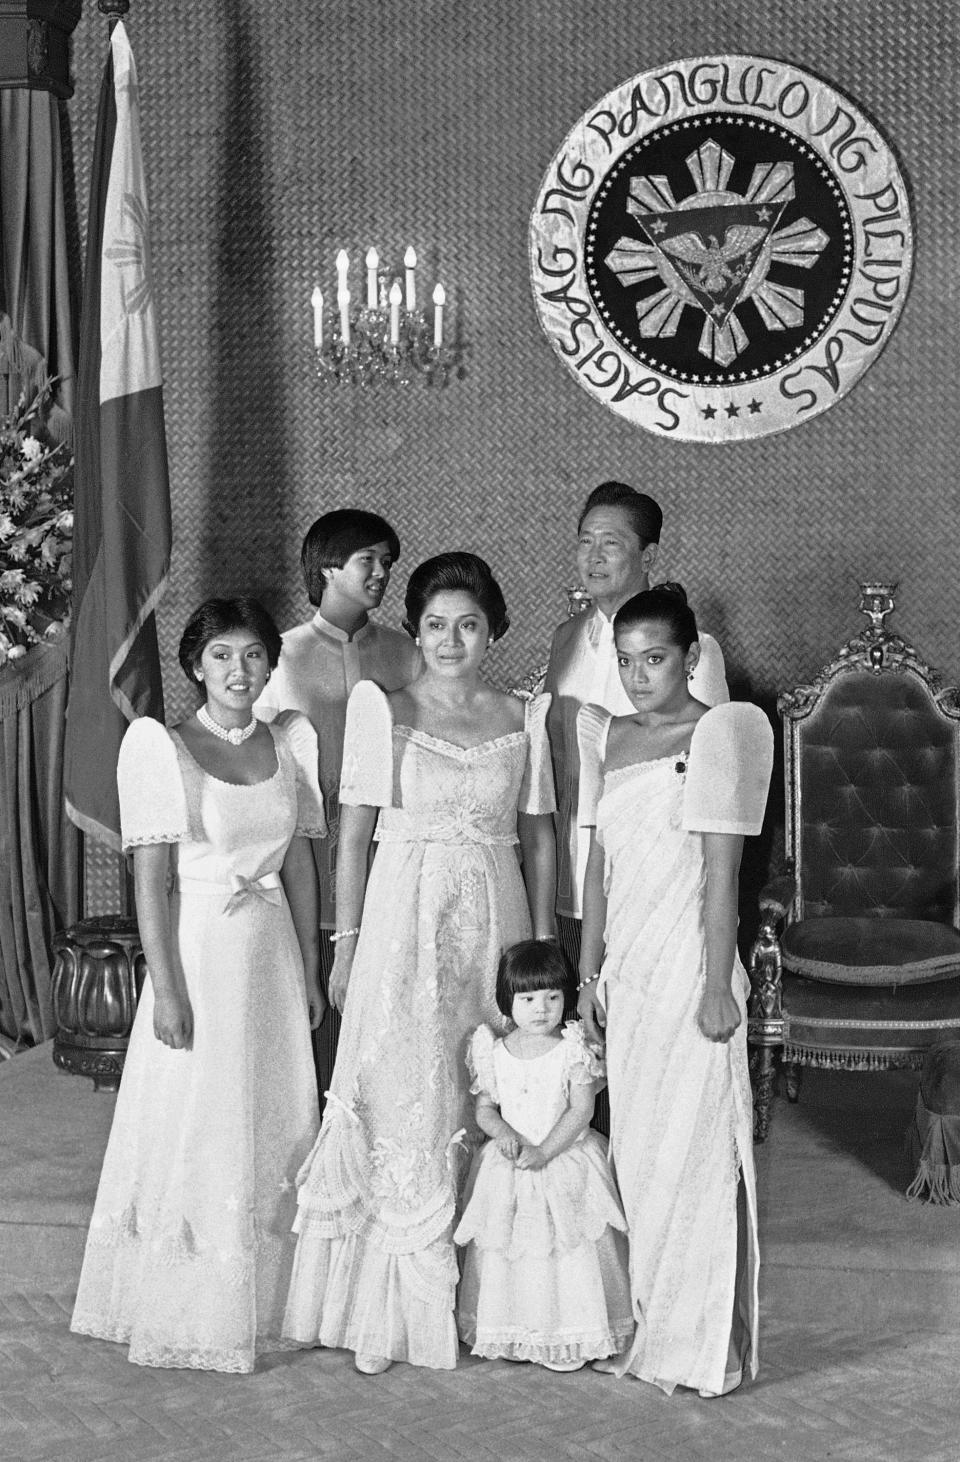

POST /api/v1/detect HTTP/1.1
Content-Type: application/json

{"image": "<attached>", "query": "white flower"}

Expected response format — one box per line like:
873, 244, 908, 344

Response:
7, 644, 26, 660
20, 436, 43, 463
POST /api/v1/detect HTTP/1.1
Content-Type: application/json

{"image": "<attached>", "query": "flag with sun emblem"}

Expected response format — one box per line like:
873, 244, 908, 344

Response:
65, 20, 171, 849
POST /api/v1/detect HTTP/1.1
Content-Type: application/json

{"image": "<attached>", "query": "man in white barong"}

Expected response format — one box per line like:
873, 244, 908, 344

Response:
256, 509, 421, 1103
544, 481, 728, 978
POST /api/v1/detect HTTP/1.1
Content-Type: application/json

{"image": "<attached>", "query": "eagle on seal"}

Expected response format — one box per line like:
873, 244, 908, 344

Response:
659, 224, 765, 294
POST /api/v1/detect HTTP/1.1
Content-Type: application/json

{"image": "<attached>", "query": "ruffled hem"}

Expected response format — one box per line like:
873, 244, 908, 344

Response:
283, 1226, 459, 1369
460, 1324, 634, 1366
454, 1135, 627, 1259
71, 1224, 296, 1375
456, 1217, 632, 1371
70, 1316, 299, 1373
71, 1320, 251, 1373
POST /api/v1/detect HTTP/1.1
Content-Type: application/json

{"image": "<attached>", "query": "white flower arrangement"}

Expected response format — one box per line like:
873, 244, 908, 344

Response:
0, 384, 73, 669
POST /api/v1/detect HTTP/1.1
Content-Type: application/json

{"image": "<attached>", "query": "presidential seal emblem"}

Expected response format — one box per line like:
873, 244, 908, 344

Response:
530, 57, 913, 441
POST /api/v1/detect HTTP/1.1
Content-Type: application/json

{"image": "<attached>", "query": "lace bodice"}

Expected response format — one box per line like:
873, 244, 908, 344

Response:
339, 682, 555, 845
117, 713, 326, 887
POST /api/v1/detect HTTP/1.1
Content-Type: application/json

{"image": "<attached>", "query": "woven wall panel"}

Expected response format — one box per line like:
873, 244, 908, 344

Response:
61, 0, 957, 732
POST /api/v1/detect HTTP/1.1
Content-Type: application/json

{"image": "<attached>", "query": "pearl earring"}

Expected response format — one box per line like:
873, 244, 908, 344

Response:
415, 635, 421, 647
195, 671, 203, 682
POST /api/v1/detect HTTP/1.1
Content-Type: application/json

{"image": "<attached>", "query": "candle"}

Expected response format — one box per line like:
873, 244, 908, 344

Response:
365, 248, 379, 310
404, 246, 417, 311
338, 287, 351, 345
432, 283, 445, 348
335, 249, 349, 291
311, 286, 323, 349
389, 281, 402, 344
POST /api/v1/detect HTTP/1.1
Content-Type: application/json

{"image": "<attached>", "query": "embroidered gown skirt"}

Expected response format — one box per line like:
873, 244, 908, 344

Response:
283, 686, 556, 1369
70, 715, 323, 1373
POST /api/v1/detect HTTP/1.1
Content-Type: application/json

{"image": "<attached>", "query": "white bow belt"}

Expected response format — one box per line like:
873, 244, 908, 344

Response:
178, 870, 283, 915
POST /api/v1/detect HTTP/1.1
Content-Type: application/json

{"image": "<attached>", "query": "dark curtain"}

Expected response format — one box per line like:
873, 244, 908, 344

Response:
0, 642, 80, 1045
0, 83, 81, 1046
0, 89, 75, 437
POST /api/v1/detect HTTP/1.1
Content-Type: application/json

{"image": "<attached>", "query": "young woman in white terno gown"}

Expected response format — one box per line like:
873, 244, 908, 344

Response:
577, 585, 772, 1397
71, 599, 326, 1373
283, 553, 557, 1374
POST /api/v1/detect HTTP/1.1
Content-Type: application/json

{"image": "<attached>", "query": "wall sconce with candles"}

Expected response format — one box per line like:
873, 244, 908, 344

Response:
311, 247, 454, 386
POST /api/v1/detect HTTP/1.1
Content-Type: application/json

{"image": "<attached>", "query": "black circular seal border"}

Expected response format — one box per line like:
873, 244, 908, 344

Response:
529, 56, 913, 442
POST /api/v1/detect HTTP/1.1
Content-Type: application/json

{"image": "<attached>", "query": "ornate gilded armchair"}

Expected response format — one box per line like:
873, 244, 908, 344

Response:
748, 584, 960, 1140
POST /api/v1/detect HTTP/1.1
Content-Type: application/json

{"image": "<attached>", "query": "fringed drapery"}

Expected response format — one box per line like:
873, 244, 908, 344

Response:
906, 1089, 960, 1206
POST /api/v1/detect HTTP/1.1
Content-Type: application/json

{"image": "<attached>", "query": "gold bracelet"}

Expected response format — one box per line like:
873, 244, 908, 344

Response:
577, 974, 600, 991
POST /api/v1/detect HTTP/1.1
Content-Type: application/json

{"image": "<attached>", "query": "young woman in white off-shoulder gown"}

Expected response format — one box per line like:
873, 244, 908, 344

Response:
283, 553, 557, 1374
71, 599, 326, 1374
577, 585, 773, 1399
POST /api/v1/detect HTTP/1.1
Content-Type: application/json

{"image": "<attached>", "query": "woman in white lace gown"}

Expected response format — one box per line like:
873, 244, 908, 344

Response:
577, 586, 772, 1397
71, 599, 326, 1373
283, 553, 557, 1374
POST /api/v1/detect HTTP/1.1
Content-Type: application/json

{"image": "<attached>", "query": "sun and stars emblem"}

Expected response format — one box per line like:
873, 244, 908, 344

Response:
602, 138, 828, 368
530, 58, 912, 440
584, 120, 853, 393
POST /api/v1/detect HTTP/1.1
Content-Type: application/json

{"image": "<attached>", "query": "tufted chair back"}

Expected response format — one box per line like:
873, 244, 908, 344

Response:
748, 585, 960, 1141
792, 669, 959, 925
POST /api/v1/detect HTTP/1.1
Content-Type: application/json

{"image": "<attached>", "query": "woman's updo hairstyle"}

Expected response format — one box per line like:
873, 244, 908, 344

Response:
402, 552, 510, 641
613, 581, 697, 653
178, 597, 282, 697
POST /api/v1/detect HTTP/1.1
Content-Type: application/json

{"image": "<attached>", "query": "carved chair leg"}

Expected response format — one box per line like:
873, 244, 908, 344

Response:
750, 1046, 777, 1143
785, 1061, 803, 1103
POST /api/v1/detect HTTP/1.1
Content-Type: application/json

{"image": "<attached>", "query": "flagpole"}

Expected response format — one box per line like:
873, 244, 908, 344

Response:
92, 0, 131, 917
99, 0, 132, 913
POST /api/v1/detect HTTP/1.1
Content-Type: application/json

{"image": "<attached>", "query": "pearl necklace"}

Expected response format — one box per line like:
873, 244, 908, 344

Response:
197, 704, 258, 746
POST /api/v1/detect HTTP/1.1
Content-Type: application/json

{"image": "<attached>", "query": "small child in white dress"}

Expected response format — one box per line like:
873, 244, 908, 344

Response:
455, 941, 633, 1371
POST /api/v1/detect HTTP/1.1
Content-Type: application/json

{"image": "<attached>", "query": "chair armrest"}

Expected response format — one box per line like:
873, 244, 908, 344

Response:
758, 872, 797, 929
